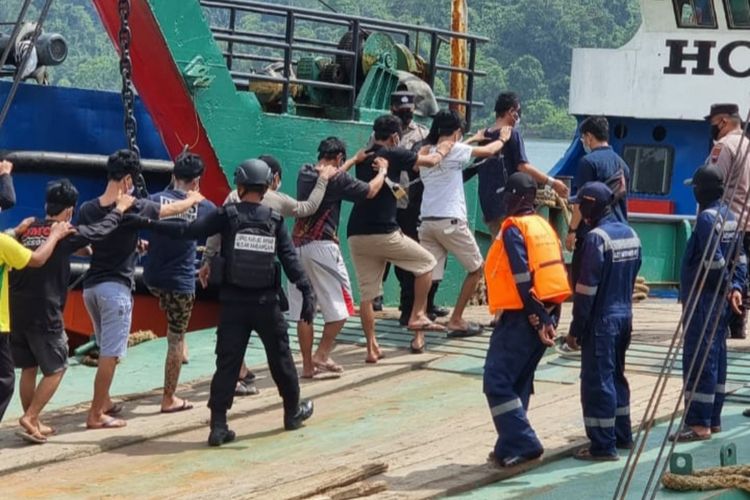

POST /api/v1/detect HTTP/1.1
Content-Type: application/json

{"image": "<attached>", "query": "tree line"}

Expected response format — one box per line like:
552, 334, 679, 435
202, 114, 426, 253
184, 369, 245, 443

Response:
1, 0, 640, 139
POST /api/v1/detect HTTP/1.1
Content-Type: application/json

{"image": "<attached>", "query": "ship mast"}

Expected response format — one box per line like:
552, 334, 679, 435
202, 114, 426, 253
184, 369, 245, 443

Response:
450, 0, 467, 116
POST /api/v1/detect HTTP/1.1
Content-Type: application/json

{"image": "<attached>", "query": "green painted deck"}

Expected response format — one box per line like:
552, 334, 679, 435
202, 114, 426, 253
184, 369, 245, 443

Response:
1, 301, 748, 499
455, 405, 750, 500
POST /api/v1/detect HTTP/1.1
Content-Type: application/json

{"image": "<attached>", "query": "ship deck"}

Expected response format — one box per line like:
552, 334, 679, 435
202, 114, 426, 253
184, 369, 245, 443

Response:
1, 300, 749, 499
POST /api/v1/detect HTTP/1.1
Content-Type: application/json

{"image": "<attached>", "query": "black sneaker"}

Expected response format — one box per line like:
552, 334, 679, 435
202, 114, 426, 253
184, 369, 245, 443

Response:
207, 426, 236, 447
284, 400, 314, 430
743, 408, 750, 418
616, 441, 634, 450
373, 296, 384, 312
430, 305, 450, 318
488, 449, 543, 468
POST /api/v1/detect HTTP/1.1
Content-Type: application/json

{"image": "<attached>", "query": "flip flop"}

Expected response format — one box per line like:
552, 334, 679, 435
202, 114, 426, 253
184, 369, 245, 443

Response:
573, 448, 619, 461
314, 360, 344, 374
410, 338, 425, 354
365, 352, 386, 364
16, 429, 47, 445
446, 322, 484, 338
104, 402, 124, 416
407, 321, 446, 332
668, 429, 710, 442
235, 380, 259, 396
160, 400, 194, 414
86, 416, 127, 430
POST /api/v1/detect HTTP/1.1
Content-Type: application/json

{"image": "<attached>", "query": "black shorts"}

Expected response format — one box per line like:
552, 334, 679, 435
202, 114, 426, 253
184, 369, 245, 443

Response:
10, 323, 69, 376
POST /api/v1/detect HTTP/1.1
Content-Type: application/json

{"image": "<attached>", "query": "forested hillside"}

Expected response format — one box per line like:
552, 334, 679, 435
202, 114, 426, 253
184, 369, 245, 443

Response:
1, 0, 640, 138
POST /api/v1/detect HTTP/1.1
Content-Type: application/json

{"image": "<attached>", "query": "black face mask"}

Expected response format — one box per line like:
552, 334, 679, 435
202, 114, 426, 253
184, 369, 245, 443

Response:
394, 109, 414, 125
711, 124, 721, 141
503, 192, 535, 216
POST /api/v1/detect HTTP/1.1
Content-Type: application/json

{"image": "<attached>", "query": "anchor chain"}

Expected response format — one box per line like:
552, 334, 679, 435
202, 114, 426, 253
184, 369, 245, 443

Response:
117, 0, 147, 197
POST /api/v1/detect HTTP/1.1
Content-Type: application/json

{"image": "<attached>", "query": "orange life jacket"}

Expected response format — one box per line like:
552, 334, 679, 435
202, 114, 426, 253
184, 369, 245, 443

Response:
485, 214, 571, 313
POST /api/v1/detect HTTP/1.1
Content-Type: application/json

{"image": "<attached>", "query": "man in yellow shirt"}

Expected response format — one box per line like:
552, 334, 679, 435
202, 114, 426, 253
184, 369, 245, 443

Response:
0, 221, 73, 421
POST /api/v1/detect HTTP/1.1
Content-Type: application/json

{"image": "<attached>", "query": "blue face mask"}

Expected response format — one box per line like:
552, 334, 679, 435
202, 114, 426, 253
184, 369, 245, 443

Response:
580, 136, 592, 154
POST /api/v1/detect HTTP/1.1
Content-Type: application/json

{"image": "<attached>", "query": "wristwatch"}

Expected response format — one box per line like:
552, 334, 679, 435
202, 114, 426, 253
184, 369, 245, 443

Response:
545, 176, 555, 188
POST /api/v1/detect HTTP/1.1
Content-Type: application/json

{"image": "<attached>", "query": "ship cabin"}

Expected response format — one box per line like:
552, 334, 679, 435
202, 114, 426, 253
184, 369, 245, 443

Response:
551, 0, 750, 217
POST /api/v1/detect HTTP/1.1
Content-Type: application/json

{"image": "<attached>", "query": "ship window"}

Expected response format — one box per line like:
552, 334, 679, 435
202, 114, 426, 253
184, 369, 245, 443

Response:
673, 0, 718, 28
725, 0, 750, 28
623, 145, 674, 195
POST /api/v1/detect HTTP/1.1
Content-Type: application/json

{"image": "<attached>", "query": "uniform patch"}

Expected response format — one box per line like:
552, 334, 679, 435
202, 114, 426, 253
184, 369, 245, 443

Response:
710, 144, 723, 163
234, 233, 275, 253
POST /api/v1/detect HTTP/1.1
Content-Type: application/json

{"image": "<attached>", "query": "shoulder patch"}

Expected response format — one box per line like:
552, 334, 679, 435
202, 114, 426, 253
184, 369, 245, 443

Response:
710, 144, 723, 163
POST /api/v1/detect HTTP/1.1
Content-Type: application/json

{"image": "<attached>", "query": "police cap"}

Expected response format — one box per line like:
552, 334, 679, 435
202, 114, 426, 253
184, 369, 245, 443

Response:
684, 164, 724, 190
391, 91, 416, 110
504, 172, 537, 196
704, 103, 741, 121
234, 159, 272, 188
173, 152, 205, 180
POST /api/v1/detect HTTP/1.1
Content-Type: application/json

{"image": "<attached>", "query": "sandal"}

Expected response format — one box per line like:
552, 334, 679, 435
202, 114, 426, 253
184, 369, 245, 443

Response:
668, 429, 710, 442
446, 322, 484, 338
314, 360, 344, 374
407, 320, 445, 332
573, 448, 619, 461
410, 338, 425, 354
104, 402, 124, 416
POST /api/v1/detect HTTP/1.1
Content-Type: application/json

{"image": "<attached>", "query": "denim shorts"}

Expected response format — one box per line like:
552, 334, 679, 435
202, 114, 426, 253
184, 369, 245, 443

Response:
83, 282, 133, 359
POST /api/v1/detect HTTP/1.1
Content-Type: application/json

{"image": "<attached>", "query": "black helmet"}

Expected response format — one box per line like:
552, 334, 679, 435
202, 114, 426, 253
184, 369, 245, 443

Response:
234, 159, 272, 188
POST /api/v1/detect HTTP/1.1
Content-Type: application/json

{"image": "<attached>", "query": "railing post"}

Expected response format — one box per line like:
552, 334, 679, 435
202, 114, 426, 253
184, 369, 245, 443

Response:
349, 19, 361, 121
428, 32, 438, 88
466, 39, 477, 129
227, 7, 236, 69
282, 10, 295, 114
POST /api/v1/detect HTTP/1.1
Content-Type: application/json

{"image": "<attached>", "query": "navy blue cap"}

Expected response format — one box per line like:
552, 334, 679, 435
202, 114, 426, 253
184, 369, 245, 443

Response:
570, 181, 614, 206
704, 103, 740, 121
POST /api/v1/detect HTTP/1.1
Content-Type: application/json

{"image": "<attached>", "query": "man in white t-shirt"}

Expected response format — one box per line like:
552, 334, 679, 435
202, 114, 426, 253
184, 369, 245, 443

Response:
418, 110, 511, 337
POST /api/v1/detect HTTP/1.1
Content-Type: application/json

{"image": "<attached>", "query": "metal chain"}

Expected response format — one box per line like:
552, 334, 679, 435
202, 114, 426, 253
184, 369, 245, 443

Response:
117, 0, 148, 198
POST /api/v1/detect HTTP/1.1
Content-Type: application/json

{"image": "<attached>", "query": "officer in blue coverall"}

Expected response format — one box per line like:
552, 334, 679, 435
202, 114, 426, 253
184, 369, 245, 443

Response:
566, 182, 641, 461
672, 166, 745, 442
484, 172, 569, 468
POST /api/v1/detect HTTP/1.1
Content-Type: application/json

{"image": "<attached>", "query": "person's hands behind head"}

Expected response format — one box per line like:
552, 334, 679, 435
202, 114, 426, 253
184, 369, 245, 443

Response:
49, 221, 75, 240
115, 190, 136, 213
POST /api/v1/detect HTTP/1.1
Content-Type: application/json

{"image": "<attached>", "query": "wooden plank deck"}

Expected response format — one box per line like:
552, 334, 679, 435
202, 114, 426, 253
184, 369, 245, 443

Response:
0, 300, 746, 499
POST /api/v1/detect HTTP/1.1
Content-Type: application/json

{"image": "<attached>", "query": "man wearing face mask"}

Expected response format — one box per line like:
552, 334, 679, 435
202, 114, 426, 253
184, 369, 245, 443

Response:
465, 91, 569, 238
703, 104, 750, 340
11, 179, 135, 443
348, 114, 450, 360
565, 182, 640, 461
483, 172, 571, 467
78, 149, 204, 430
673, 166, 745, 440
566, 116, 630, 285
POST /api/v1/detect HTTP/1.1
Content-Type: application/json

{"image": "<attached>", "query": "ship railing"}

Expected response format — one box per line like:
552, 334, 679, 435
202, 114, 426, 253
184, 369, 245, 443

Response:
199, 0, 487, 127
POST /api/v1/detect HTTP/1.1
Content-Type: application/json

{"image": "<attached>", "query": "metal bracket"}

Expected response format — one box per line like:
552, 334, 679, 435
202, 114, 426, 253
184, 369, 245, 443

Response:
720, 442, 737, 466
182, 55, 214, 91
669, 453, 694, 475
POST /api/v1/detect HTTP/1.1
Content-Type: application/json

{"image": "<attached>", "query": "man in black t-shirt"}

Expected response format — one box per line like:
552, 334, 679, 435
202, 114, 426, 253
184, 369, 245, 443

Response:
11, 180, 134, 443
78, 150, 204, 430
347, 115, 451, 360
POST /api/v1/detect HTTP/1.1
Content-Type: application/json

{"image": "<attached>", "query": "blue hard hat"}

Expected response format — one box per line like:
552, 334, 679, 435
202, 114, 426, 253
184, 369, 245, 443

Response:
569, 181, 614, 206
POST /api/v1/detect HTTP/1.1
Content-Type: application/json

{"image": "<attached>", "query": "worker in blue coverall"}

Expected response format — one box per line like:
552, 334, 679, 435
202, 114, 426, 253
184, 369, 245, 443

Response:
483, 172, 571, 468
566, 181, 641, 461
672, 166, 745, 441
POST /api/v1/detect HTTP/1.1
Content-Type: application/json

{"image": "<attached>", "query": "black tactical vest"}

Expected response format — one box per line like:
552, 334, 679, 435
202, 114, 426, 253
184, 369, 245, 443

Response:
223, 204, 280, 290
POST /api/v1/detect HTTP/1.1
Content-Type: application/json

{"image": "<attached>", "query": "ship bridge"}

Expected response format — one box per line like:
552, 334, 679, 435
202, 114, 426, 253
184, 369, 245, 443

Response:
570, 0, 750, 122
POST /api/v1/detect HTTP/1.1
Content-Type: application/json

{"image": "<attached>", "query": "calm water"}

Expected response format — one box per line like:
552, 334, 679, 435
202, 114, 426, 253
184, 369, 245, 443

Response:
525, 139, 570, 174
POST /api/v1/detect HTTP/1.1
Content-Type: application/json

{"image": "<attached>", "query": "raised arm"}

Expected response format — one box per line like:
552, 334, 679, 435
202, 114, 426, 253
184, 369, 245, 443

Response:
0, 160, 16, 210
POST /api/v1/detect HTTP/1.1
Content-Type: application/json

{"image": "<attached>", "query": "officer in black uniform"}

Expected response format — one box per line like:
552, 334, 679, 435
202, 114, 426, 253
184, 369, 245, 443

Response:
147, 159, 316, 446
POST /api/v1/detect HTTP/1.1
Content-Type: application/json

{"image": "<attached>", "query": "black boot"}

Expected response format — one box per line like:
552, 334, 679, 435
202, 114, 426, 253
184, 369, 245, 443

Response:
284, 400, 314, 430
372, 295, 384, 312
207, 411, 235, 447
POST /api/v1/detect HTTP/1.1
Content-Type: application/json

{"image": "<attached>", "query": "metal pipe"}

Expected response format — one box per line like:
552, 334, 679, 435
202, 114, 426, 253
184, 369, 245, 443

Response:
466, 38, 476, 128
349, 19, 360, 121
282, 12, 294, 114
227, 7, 236, 69
0, 150, 174, 173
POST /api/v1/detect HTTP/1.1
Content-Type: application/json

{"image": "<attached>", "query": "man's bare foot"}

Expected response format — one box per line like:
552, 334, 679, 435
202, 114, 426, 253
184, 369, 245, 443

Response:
365, 346, 385, 364
38, 422, 56, 436
312, 355, 344, 373
301, 366, 320, 379
160, 396, 194, 413
86, 415, 127, 430
19, 416, 46, 441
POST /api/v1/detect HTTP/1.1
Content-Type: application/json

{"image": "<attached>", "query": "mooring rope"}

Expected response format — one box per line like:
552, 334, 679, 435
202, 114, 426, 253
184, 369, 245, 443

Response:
662, 465, 750, 493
